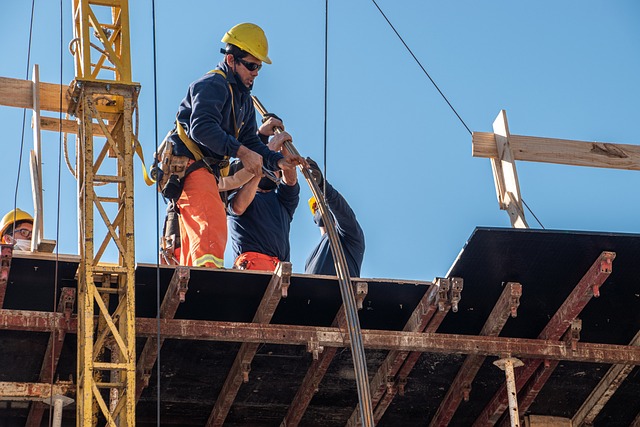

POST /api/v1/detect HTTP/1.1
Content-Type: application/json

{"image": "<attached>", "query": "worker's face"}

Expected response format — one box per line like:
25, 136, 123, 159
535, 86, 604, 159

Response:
228, 54, 262, 88
2, 221, 33, 248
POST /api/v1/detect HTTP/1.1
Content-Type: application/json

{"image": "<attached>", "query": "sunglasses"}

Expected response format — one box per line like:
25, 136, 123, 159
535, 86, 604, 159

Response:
236, 57, 262, 72
14, 228, 32, 239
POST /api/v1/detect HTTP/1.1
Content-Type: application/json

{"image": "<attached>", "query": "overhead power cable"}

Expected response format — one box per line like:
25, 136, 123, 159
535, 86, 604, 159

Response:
151, 1, 162, 425
50, 1, 65, 423
12, 0, 37, 235
371, 0, 545, 228
370, 0, 472, 135
323, 0, 328, 193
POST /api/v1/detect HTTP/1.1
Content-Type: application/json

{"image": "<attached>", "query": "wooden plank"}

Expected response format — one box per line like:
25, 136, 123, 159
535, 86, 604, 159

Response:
30, 65, 44, 250
0, 76, 68, 112
491, 110, 528, 228
40, 116, 108, 136
473, 131, 640, 171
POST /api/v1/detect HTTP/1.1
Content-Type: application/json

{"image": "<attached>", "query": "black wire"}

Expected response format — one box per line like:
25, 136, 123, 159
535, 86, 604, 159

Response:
12, 0, 37, 240
151, 0, 162, 425
49, 0, 64, 423
323, 0, 328, 194
370, 0, 472, 135
522, 198, 545, 229
371, 0, 546, 227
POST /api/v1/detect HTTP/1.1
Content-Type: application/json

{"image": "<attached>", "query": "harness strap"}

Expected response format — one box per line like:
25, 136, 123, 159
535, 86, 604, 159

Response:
175, 68, 238, 177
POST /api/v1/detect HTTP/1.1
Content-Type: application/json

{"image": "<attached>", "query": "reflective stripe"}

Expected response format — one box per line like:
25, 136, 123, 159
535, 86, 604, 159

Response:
194, 253, 224, 269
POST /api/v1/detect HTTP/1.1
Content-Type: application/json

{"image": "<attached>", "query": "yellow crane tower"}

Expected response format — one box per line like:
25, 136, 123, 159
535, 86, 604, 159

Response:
69, 0, 137, 425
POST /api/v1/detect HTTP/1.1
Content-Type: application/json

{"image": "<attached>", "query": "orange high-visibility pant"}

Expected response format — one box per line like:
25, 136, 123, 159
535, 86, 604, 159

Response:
233, 252, 280, 272
176, 166, 226, 268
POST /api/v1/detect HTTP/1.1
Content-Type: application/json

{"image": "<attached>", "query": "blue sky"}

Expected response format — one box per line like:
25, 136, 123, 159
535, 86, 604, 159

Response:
1, 1, 639, 282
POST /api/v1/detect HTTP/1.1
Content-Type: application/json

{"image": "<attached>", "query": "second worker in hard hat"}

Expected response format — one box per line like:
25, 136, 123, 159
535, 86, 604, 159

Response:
160, 23, 305, 268
227, 119, 299, 272
0, 208, 34, 251
305, 159, 365, 277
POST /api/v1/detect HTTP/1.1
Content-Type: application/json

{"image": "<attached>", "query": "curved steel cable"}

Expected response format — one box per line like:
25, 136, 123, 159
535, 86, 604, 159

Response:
254, 96, 375, 427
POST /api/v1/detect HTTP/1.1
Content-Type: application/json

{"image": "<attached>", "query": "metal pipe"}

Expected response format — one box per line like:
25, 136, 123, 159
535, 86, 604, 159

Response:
494, 357, 524, 427
252, 96, 374, 427
52, 397, 64, 427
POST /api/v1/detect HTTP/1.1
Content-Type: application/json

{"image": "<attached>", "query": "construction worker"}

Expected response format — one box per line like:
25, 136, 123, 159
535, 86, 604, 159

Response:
0, 208, 34, 251
161, 22, 305, 268
305, 159, 365, 277
227, 120, 299, 272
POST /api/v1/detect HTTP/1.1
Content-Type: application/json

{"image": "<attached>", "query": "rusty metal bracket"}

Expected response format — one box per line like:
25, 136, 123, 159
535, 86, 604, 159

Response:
241, 362, 251, 383
172, 266, 190, 303
307, 339, 324, 360
57, 287, 76, 326
397, 377, 407, 397
566, 319, 582, 352
436, 278, 451, 312
449, 277, 464, 313
278, 262, 292, 298
354, 282, 368, 310
508, 282, 522, 318
0, 244, 14, 308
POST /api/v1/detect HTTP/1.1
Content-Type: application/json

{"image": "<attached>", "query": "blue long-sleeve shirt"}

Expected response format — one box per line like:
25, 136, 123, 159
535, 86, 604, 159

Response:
227, 182, 300, 262
168, 61, 283, 171
305, 182, 365, 277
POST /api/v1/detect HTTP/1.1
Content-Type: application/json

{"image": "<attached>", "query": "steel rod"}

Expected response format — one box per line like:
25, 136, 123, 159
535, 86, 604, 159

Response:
252, 96, 374, 427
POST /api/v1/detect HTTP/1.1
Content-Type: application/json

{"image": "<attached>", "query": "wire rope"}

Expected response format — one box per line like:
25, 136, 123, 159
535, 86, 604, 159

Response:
371, 0, 546, 227
48, 0, 65, 424
11, 0, 37, 243
150, 1, 163, 425
322, 0, 328, 194
371, 0, 472, 135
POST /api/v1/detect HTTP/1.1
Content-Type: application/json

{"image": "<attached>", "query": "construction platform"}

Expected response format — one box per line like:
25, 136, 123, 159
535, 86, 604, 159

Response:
1, 227, 639, 426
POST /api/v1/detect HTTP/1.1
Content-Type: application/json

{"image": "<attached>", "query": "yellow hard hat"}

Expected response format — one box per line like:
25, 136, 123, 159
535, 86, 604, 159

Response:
221, 23, 272, 64
0, 208, 33, 236
308, 197, 318, 215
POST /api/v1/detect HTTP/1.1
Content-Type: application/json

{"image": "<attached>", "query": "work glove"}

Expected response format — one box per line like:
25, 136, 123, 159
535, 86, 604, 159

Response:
261, 112, 282, 123
306, 157, 324, 190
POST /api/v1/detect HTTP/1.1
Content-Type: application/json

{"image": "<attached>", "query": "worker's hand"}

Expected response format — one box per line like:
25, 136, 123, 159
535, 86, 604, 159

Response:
236, 145, 263, 177
306, 157, 324, 189
258, 116, 284, 136
267, 131, 292, 152
277, 153, 307, 171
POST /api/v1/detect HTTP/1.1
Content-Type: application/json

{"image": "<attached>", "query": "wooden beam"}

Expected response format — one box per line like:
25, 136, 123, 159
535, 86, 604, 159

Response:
473, 131, 640, 171
490, 110, 528, 228
0, 76, 68, 112
30, 65, 44, 251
